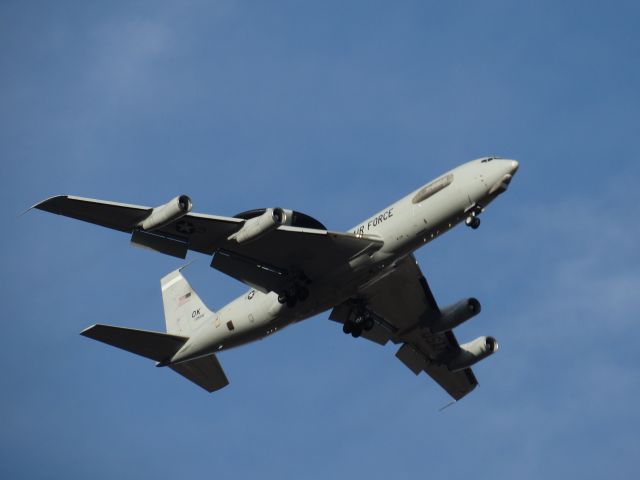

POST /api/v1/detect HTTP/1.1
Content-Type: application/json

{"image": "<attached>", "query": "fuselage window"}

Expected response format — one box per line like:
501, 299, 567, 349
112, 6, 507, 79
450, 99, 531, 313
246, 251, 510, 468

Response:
412, 174, 454, 204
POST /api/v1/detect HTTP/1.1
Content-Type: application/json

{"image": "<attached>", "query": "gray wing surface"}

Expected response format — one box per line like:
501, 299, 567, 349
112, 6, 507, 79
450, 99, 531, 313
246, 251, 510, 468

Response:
330, 255, 478, 400
211, 226, 382, 294
34, 195, 383, 295
34, 195, 243, 255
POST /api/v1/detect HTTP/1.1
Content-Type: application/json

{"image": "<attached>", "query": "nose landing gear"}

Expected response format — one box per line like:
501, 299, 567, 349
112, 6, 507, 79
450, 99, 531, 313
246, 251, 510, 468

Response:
465, 214, 481, 229
464, 204, 483, 230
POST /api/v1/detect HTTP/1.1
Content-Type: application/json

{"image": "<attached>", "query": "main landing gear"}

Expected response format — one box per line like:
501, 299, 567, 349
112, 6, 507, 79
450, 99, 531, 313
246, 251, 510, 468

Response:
343, 311, 375, 338
277, 286, 309, 308
465, 204, 483, 230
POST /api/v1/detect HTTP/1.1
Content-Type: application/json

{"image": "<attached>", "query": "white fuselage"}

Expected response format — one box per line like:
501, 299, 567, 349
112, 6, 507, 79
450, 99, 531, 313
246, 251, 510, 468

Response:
171, 157, 519, 364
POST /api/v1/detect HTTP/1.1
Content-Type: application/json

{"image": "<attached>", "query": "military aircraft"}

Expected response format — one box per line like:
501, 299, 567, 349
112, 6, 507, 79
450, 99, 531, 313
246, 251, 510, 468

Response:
34, 156, 518, 400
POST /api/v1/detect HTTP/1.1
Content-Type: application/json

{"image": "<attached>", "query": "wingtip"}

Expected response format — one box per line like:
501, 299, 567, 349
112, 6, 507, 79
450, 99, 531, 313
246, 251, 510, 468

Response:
17, 195, 64, 217
17, 206, 35, 218
79, 324, 99, 337
27, 195, 70, 214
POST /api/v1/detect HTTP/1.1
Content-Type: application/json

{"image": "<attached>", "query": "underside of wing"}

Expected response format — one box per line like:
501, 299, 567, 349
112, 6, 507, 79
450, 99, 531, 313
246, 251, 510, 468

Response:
34, 195, 243, 258
395, 342, 478, 400
329, 254, 484, 401
34, 195, 384, 294
35, 195, 152, 232
212, 226, 383, 294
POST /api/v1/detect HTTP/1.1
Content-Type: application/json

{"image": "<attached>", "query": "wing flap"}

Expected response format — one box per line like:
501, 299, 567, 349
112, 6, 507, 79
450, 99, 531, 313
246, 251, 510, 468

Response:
131, 229, 189, 259
211, 249, 285, 294
395, 343, 426, 375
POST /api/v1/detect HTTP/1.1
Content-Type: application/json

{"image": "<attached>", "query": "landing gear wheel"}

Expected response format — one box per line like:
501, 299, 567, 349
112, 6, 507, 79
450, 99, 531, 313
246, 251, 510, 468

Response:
363, 317, 374, 331
343, 321, 353, 334
351, 326, 362, 338
277, 293, 287, 304
465, 215, 481, 229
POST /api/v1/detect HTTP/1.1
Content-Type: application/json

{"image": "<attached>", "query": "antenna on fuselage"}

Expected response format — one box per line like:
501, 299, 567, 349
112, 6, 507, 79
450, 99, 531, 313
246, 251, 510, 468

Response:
178, 259, 197, 272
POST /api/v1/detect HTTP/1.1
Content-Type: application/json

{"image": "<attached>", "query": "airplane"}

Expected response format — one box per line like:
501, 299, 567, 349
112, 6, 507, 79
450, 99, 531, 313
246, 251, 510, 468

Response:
33, 156, 519, 400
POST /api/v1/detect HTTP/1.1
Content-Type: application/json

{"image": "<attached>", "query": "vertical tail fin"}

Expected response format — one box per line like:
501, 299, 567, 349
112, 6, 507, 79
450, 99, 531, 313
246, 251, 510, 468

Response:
161, 269, 215, 336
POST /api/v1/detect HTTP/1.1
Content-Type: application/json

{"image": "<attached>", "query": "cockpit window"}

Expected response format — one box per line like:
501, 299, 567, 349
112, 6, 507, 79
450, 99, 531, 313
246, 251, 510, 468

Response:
481, 156, 503, 163
412, 174, 454, 204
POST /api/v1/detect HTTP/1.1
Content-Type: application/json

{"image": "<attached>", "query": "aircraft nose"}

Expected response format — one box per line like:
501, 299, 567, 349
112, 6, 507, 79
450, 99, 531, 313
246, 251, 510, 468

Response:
487, 159, 519, 196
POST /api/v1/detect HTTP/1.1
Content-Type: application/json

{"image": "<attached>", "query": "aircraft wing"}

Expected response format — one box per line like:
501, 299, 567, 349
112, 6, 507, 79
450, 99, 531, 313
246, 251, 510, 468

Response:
329, 255, 478, 401
34, 195, 383, 294
34, 195, 244, 255
210, 226, 382, 294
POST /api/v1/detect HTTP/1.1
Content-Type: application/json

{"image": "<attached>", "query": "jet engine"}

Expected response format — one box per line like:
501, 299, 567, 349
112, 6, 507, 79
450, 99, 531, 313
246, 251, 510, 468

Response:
228, 208, 286, 244
139, 195, 192, 231
430, 298, 481, 333
447, 336, 498, 372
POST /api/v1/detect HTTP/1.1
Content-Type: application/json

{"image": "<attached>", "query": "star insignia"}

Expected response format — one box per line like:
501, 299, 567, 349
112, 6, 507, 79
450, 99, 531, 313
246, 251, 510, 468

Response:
175, 220, 195, 235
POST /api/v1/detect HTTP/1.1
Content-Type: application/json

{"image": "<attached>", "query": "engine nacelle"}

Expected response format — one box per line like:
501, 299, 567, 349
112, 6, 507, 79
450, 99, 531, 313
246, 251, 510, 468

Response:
431, 298, 481, 333
447, 336, 498, 372
139, 195, 192, 231
228, 208, 286, 244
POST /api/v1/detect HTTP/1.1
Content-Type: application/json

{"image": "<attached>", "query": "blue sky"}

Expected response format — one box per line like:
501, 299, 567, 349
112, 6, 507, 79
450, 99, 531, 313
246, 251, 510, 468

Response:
2, 1, 639, 478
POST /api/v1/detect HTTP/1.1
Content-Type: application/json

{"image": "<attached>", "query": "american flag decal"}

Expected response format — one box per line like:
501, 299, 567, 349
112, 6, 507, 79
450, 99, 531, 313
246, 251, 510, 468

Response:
178, 292, 192, 306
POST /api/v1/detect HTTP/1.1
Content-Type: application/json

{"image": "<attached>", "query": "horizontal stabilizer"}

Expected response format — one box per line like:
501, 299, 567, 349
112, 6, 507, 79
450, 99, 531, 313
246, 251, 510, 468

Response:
81, 324, 188, 362
170, 355, 229, 392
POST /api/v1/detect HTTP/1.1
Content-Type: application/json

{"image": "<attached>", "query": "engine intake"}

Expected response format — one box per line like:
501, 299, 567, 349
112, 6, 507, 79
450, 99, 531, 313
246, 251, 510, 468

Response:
431, 298, 481, 333
447, 336, 498, 372
228, 208, 286, 244
139, 195, 192, 231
